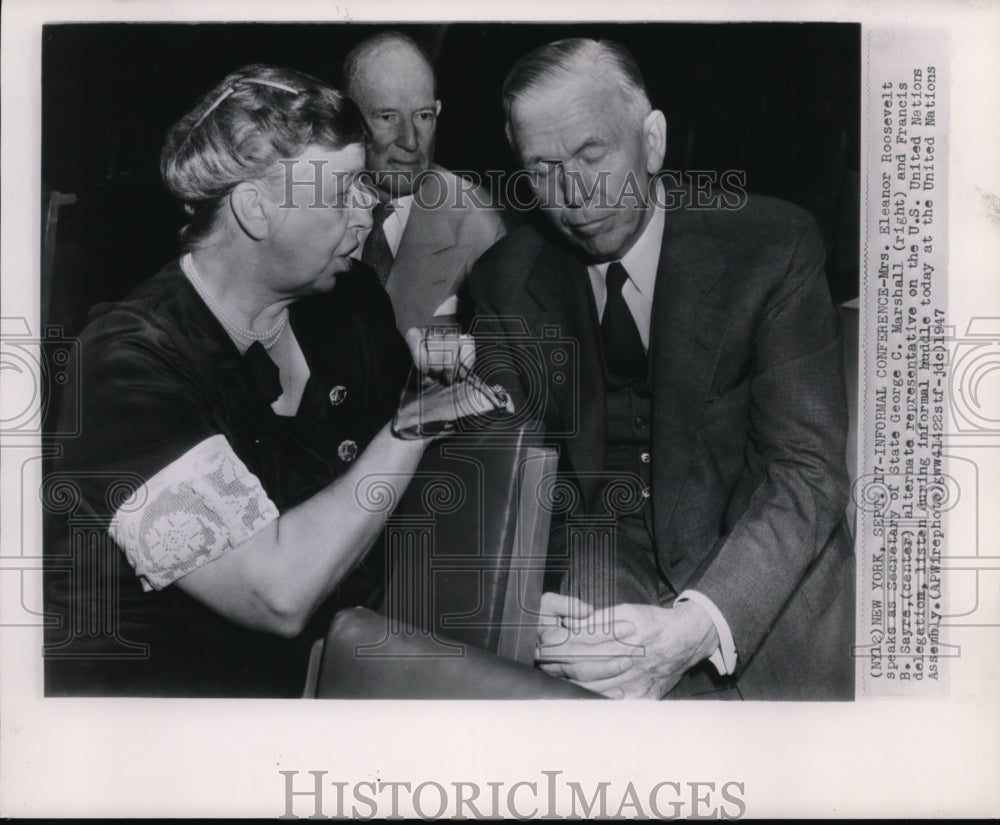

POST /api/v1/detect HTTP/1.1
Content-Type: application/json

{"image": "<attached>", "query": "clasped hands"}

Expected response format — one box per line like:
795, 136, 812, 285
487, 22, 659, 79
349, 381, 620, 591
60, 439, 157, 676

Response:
534, 592, 720, 699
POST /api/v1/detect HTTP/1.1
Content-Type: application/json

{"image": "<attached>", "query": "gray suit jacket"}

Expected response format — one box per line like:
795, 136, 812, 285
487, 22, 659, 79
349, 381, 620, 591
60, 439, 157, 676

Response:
468, 196, 855, 700
385, 166, 506, 333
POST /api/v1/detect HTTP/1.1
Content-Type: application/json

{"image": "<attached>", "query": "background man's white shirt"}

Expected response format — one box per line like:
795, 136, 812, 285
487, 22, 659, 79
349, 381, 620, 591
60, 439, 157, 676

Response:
379, 193, 413, 256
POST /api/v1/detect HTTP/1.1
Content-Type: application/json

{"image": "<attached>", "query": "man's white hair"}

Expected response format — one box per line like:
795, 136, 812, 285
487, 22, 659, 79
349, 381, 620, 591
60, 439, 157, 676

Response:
342, 31, 437, 99
502, 38, 653, 145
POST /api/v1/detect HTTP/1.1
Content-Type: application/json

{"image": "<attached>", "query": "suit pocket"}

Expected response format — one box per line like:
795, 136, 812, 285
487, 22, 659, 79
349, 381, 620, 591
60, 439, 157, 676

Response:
703, 364, 750, 416
699, 366, 752, 437
707, 360, 753, 402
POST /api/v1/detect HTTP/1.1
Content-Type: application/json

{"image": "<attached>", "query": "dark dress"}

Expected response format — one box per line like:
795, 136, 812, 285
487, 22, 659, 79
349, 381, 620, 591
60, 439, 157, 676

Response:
43, 260, 411, 697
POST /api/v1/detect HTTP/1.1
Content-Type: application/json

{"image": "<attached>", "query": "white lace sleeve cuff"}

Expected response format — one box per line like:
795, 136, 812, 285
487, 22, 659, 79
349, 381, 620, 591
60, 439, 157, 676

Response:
109, 434, 279, 592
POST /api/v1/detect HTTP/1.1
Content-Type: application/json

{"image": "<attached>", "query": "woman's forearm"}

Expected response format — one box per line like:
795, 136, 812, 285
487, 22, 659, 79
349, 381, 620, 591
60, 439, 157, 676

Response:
264, 424, 429, 626
175, 423, 429, 636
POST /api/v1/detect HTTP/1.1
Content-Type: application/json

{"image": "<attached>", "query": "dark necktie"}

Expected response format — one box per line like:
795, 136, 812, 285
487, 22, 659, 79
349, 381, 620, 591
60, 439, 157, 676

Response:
361, 200, 395, 286
601, 261, 647, 383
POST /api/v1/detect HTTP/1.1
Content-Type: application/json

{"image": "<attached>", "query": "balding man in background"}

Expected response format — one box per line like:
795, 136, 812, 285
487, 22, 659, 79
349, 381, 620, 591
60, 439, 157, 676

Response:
343, 32, 506, 333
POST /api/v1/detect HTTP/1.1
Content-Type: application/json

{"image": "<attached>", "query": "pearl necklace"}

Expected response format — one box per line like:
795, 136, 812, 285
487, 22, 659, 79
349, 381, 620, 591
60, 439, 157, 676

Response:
181, 254, 289, 351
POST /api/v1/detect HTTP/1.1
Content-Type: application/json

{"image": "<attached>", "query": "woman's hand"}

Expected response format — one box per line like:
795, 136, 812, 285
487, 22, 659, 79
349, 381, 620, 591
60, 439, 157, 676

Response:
404, 326, 475, 385
393, 373, 510, 439
397, 326, 512, 440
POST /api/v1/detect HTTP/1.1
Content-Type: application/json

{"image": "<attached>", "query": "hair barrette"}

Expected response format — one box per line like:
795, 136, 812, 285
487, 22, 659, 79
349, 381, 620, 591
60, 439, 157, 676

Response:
243, 78, 301, 94
191, 78, 301, 130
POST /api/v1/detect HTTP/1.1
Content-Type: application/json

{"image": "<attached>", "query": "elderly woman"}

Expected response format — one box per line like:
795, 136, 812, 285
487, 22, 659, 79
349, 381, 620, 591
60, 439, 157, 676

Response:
45, 64, 496, 697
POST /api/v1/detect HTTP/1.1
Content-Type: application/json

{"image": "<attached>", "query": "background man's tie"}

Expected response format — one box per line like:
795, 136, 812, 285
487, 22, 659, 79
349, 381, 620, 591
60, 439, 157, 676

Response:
361, 200, 394, 285
601, 261, 647, 382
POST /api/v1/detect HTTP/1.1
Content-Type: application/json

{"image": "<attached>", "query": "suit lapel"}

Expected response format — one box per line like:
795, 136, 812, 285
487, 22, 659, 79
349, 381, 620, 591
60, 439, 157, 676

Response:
385, 180, 463, 329
526, 239, 605, 503
649, 210, 729, 553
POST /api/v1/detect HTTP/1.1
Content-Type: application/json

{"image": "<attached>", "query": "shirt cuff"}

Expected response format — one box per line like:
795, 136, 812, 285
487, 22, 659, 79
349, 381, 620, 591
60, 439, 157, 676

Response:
432, 295, 460, 317
675, 589, 738, 676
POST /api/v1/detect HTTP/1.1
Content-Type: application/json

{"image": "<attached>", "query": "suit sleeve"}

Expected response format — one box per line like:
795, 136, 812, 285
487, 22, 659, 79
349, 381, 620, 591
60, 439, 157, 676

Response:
465, 251, 532, 417
434, 188, 508, 330
486, 205, 509, 247
689, 216, 849, 670
460, 199, 508, 278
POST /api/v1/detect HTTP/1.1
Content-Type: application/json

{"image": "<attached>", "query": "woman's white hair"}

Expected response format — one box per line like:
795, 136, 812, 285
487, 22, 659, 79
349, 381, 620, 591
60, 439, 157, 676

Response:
502, 38, 653, 145
160, 63, 365, 251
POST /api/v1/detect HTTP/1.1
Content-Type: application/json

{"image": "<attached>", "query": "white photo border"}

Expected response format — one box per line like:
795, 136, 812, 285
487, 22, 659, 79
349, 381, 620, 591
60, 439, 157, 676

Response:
2, 0, 998, 818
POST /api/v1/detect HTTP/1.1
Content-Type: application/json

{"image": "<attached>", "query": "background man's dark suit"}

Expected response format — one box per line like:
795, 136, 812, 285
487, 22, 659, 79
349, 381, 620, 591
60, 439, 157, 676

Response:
468, 196, 855, 700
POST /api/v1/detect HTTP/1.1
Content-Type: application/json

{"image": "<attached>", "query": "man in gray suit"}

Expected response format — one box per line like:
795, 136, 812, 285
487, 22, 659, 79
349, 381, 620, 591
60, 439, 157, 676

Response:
467, 38, 855, 700
343, 32, 506, 333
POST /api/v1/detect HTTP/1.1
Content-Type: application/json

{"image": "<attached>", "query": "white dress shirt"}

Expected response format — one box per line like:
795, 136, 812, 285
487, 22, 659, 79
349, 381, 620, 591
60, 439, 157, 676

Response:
379, 193, 413, 257
586, 200, 738, 677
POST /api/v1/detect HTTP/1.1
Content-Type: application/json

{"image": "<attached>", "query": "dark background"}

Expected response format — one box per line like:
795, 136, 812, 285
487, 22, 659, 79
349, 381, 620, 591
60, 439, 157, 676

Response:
42, 22, 860, 336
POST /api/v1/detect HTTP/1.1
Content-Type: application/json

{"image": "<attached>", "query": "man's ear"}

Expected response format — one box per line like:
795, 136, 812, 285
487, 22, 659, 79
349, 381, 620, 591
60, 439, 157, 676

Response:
643, 109, 667, 174
229, 181, 270, 241
434, 100, 442, 118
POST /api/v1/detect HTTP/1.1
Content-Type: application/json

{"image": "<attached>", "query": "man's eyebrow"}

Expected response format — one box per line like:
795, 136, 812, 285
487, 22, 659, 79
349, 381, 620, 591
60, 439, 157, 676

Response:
531, 158, 569, 171
570, 138, 607, 156
371, 106, 436, 117
525, 138, 607, 167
